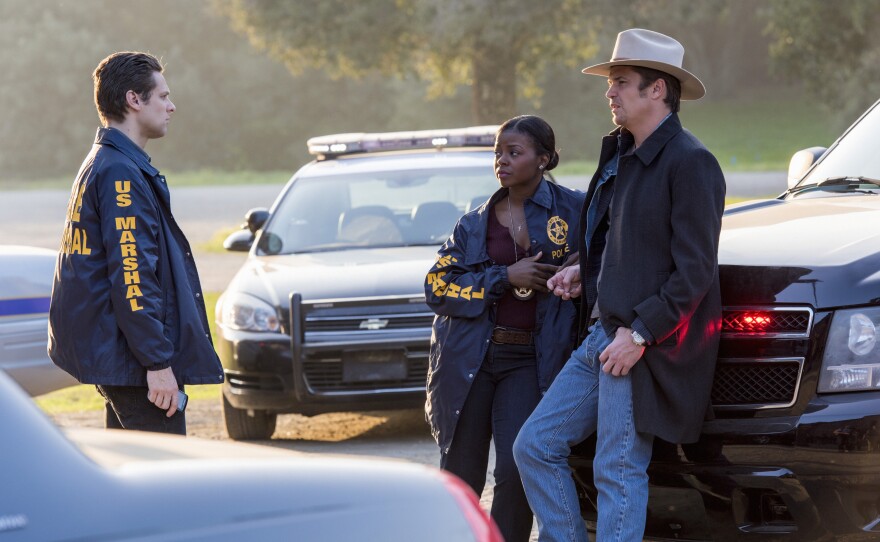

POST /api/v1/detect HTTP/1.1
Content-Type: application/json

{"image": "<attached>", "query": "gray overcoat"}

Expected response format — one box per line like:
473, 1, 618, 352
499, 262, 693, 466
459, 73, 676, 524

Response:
578, 113, 726, 444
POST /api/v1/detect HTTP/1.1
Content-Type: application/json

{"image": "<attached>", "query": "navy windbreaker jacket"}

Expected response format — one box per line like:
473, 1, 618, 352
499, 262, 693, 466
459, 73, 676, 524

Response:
48, 127, 223, 386
425, 179, 585, 453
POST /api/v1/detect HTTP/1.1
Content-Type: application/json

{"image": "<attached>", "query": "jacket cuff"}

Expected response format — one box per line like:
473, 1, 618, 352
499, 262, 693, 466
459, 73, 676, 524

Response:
495, 265, 511, 293
631, 318, 656, 345
147, 361, 172, 371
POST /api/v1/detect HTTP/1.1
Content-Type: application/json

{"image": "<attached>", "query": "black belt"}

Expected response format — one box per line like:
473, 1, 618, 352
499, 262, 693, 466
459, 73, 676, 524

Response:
587, 317, 600, 328
491, 326, 533, 346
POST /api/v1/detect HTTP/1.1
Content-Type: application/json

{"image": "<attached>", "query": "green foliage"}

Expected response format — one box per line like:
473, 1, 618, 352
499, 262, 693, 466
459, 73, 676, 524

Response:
621, 0, 772, 99
217, 0, 413, 78
0, 0, 858, 182
0, 0, 302, 177
213, 0, 616, 123
764, 0, 880, 127
0, 0, 472, 179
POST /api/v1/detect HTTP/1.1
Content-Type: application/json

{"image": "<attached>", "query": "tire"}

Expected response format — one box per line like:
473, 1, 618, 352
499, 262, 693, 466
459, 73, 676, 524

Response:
222, 393, 277, 440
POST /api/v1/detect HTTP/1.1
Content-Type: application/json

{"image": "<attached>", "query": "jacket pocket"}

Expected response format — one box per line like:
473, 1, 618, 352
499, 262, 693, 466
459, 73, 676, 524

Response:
655, 326, 681, 348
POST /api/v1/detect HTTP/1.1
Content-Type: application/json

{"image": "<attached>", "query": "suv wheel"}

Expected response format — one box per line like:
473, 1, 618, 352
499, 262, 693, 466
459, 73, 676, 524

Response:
222, 393, 277, 440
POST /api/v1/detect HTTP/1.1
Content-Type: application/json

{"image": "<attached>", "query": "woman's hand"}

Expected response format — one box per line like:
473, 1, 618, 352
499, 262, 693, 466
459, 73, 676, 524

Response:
507, 252, 557, 293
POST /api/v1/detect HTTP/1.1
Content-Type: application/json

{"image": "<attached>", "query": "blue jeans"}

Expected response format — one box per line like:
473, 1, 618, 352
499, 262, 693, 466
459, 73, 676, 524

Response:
513, 325, 654, 542
441, 342, 541, 542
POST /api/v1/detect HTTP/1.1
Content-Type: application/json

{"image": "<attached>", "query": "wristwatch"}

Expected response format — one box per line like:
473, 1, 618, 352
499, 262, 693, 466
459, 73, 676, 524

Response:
631, 329, 647, 347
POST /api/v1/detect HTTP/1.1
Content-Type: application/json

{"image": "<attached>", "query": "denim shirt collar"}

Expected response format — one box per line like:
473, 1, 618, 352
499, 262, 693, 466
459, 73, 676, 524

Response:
94, 127, 160, 177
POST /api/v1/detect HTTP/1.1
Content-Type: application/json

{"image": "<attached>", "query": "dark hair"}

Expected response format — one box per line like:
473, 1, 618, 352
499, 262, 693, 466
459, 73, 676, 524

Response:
93, 52, 163, 125
496, 115, 560, 171
631, 66, 681, 114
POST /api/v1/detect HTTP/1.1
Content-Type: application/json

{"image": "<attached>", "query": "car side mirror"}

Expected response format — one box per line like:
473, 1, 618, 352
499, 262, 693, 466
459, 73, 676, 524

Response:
787, 146, 827, 189
245, 208, 270, 234
223, 207, 271, 252
223, 229, 254, 252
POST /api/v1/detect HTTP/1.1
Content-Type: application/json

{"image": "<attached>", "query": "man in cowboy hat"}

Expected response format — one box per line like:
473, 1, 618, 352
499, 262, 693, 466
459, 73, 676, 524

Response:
513, 28, 726, 541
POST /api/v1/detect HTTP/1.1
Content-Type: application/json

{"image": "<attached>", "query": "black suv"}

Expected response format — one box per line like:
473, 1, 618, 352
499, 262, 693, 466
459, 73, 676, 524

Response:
215, 127, 500, 440
570, 100, 880, 540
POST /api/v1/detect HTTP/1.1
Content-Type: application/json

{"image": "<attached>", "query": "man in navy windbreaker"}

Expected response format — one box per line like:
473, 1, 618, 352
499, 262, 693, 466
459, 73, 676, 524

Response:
48, 52, 222, 434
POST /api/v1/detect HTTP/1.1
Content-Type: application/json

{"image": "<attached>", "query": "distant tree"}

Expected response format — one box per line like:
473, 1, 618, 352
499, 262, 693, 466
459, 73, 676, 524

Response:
213, 0, 616, 124
764, 0, 880, 125
0, 2, 112, 177
0, 0, 465, 179
622, 0, 772, 99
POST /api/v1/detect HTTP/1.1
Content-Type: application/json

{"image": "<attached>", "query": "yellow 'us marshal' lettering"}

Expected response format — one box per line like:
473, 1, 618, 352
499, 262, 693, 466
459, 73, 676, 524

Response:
115, 181, 132, 207
60, 225, 93, 255
115, 182, 142, 311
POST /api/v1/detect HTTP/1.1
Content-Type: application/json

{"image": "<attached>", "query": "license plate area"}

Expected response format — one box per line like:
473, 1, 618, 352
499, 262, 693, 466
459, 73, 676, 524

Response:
342, 350, 407, 382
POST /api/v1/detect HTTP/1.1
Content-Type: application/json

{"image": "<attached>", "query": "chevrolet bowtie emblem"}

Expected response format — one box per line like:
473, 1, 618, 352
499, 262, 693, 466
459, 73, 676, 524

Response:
359, 318, 390, 330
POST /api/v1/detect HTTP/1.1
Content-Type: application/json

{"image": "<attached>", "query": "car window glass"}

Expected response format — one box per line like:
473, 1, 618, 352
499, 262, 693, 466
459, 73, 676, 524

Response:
259, 167, 497, 254
797, 103, 880, 189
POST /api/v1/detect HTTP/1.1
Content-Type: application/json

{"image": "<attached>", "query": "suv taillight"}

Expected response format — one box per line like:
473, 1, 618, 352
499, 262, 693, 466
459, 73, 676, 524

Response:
437, 471, 504, 542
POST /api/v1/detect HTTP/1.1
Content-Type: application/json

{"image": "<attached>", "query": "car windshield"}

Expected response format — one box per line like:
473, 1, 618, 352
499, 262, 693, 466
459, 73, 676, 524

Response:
793, 101, 880, 194
257, 166, 498, 255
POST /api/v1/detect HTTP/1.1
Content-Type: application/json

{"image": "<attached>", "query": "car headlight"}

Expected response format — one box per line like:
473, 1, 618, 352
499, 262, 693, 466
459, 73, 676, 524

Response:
218, 292, 281, 333
818, 307, 880, 392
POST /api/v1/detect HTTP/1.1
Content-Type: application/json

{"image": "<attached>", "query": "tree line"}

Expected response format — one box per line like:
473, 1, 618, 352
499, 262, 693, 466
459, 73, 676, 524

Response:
1, 0, 874, 181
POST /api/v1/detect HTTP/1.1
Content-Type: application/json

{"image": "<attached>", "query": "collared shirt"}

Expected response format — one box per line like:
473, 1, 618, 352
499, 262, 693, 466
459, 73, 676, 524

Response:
586, 151, 618, 240
585, 150, 618, 320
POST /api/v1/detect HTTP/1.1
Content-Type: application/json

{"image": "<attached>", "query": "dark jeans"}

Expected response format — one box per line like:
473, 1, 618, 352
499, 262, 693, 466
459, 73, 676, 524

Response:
441, 342, 541, 542
96, 385, 186, 435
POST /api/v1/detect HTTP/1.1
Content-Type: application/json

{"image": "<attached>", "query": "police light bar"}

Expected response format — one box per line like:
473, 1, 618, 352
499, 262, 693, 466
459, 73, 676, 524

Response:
307, 126, 499, 159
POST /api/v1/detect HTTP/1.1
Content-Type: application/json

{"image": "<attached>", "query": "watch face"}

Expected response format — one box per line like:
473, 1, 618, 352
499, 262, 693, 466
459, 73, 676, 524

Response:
631, 330, 645, 346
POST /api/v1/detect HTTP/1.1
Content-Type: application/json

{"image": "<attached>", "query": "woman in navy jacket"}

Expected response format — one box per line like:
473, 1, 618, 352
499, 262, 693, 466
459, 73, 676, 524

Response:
425, 116, 584, 542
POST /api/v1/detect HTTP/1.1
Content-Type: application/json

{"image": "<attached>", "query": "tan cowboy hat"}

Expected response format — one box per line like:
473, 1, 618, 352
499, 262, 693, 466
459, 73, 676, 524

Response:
582, 28, 705, 100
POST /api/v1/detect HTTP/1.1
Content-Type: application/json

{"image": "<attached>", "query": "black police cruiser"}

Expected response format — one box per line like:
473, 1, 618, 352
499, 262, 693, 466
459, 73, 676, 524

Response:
215, 127, 501, 440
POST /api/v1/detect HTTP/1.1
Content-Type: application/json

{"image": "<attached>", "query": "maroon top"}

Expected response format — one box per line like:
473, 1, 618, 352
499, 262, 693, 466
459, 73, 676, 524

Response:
487, 205, 536, 330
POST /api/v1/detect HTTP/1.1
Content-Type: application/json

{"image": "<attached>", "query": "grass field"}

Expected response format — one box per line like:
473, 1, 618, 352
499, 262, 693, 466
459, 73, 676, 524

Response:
554, 95, 837, 176
682, 96, 837, 171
